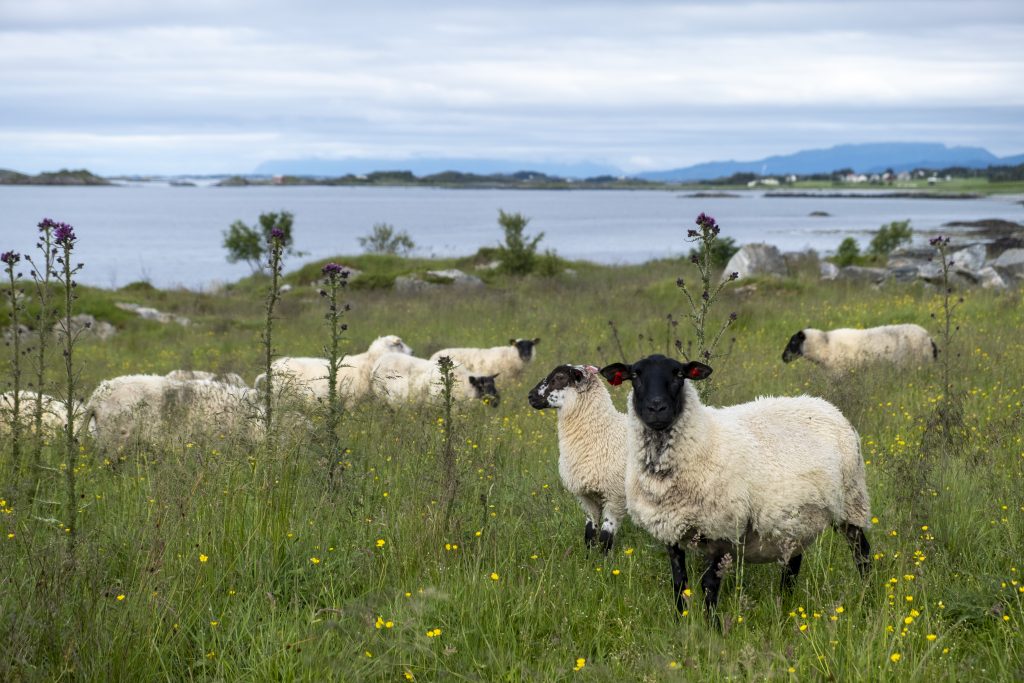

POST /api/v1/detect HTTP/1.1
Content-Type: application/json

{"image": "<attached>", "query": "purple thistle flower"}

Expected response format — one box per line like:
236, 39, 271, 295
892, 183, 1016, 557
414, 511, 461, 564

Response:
270, 228, 285, 241
54, 223, 76, 246
38, 218, 59, 232
929, 235, 949, 247
1, 250, 20, 266
695, 212, 718, 233
687, 229, 699, 238
322, 262, 344, 276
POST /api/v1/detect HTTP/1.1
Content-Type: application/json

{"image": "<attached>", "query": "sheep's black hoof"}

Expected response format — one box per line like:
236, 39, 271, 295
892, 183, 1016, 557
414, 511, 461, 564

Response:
781, 554, 802, 593
584, 521, 597, 547
599, 530, 614, 554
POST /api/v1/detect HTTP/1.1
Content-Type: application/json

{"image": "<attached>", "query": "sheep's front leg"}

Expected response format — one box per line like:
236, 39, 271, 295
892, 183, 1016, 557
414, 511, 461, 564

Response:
667, 543, 688, 614
840, 523, 871, 576
701, 552, 729, 618
578, 496, 602, 549
780, 554, 802, 593
598, 511, 619, 554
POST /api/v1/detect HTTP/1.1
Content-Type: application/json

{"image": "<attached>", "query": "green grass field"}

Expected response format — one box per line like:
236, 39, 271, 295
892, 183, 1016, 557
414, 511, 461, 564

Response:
2, 253, 1022, 681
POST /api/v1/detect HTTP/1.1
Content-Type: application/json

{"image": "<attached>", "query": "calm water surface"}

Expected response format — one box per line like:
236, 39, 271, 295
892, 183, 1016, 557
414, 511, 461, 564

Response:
1, 185, 1021, 289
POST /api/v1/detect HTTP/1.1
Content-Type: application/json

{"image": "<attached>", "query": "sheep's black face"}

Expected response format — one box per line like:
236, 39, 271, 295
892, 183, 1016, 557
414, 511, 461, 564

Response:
600, 355, 712, 431
469, 374, 501, 408
528, 364, 584, 409
782, 330, 806, 363
511, 338, 540, 362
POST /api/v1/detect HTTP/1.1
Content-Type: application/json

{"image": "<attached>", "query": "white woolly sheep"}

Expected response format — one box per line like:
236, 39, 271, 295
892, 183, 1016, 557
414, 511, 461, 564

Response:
86, 374, 263, 449
782, 324, 936, 372
528, 364, 627, 553
256, 334, 413, 402
165, 369, 248, 387
370, 353, 499, 407
0, 391, 83, 436
429, 338, 539, 378
600, 354, 871, 619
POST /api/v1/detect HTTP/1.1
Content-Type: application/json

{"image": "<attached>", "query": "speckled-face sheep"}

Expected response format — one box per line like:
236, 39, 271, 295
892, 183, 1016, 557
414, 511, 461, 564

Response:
429, 338, 539, 378
0, 391, 83, 436
165, 370, 249, 387
782, 324, 936, 373
257, 334, 414, 402
86, 374, 263, 449
599, 354, 871, 619
371, 353, 499, 407
528, 364, 627, 553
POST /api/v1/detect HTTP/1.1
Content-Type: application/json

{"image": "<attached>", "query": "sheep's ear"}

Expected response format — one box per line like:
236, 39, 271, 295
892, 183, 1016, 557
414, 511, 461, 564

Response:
682, 361, 713, 381
509, 338, 517, 346
569, 367, 585, 383
599, 363, 633, 386
532, 338, 540, 345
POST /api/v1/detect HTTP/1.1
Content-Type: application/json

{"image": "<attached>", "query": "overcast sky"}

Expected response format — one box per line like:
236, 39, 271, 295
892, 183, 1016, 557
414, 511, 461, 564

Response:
1, 0, 1022, 175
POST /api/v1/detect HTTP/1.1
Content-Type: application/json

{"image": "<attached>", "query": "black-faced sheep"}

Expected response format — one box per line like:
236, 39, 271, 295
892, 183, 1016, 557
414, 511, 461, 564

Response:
782, 324, 936, 373
528, 364, 627, 553
371, 353, 500, 407
600, 355, 871, 619
429, 338, 539, 378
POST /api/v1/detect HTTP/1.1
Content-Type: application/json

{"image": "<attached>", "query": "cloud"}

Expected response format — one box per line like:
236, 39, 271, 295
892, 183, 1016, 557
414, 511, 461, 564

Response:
1, 1, 1022, 173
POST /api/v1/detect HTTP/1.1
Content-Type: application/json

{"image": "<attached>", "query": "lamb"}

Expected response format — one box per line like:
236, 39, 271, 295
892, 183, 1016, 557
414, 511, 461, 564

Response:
782, 324, 936, 373
85, 374, 263, 449
257, 334, 414, 402
370, 353, 500, 407
0, 391, 83, 435
165, 369, 248, 387
429, 338, 539, 378
528, 364, 627, 553
599, 354, 871, 618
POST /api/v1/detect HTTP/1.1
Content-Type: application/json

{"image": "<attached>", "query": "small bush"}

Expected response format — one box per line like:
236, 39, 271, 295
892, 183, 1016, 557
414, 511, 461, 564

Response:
358, 223, 415, 256
833, 237, 862, 266
496, 210, 544, 275
687, 235, 739, 269
868, 219, 912, 259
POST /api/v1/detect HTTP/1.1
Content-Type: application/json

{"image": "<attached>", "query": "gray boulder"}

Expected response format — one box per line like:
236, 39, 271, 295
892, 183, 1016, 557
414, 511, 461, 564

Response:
992, 248, 1024, 282
950, 244, 987, 273
425, 269, 484, 288
976, 266, 1009, 290
53, 314, 117, 341
721, 243, 787, 281
836, 266, 888, 284
116, 302, 191, 326
819, 261, 839, 280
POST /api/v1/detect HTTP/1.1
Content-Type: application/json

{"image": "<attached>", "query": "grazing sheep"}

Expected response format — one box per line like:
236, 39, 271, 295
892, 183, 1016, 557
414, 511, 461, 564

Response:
165, 369, 248, 387
600, 355, 871, 618
429, 338, 539, 378
782, 324, 936, 373
528, 364, 627, 553
371, 353, 499, 407
0, 391, 83, 435
86, 374, 263, 449
257, 334, 414, 402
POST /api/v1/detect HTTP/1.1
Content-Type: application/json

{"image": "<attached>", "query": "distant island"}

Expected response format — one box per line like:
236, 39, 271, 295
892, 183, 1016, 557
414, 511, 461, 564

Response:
0, 168, 111, 185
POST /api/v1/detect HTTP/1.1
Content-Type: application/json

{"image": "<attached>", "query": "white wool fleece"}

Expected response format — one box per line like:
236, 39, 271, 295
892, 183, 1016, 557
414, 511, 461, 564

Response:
625, 383, 870, 563
430, 345, 528, 377
371, 353, 486, 406
802, 324, 934, 372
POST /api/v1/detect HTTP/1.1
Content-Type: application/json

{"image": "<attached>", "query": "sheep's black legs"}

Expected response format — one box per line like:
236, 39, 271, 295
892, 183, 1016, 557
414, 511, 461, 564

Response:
667, 544, 688, 614
584, 521, 597, 548
840, 523, 871, 576
781, 554, 802, 593
701, 553, 726, 614
598, 529, 614, 554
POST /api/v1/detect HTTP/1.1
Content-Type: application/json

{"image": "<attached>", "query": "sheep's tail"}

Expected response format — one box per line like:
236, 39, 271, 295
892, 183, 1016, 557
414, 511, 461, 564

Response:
839, 425, 872, 527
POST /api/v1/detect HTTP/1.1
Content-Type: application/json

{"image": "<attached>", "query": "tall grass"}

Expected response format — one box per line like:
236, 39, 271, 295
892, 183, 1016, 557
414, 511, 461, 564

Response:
1, 251, 1022, 681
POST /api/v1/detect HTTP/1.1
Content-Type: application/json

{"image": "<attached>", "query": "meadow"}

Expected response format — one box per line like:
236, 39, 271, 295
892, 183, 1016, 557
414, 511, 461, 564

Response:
1, 243, 1023, 681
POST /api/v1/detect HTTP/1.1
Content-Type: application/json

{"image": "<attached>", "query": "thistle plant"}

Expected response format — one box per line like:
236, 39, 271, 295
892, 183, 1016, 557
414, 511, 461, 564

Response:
53, 221, 83, 552
260, 228, 286, 437
2, 249, 24, 491
24, 219, 58, 502
319, 262, 350, 469
435, 355, 459, 520
675, 213, 739, 396
924, 235, 966, 453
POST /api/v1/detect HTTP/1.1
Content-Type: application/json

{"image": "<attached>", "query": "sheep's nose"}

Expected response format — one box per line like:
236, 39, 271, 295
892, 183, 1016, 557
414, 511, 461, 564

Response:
646, 397, 671, 416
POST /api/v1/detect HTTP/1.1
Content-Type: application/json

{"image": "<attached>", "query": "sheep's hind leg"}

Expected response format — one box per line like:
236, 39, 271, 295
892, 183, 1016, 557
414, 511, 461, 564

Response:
780, 554, 802, 593
840, 523, 871, 576
667, 544, 688, 614
701, 552, 729, 630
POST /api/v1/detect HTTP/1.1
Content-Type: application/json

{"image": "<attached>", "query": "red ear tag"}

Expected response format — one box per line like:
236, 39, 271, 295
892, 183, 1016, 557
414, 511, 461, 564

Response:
610, 371, 623, 386
688, 366, 703, 379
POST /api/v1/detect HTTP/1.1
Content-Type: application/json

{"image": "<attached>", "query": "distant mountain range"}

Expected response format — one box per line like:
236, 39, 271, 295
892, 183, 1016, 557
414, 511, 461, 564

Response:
255, 143, 1024, 182
635, 143, 1024, 182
